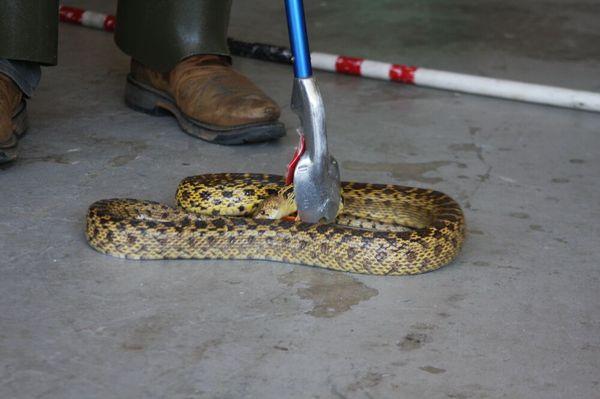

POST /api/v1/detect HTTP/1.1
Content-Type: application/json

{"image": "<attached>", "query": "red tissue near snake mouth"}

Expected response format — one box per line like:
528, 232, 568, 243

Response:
285, 132, 306, 185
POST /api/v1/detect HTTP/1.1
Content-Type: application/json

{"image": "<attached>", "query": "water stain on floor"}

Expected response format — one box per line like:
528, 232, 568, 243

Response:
419, 365, 446, 374
346, 371, 385, 392
19, 137, 148, 167
110, 153, 140, 167
190, 338, 223, 363
20, 153, 73, 165
103, 139, 148, 167
472, 261, 490, 267
277, 268, 378, 318
343, 160, 453, 184
468, 229, 484, 235
120, 314, 173, 352
397, 332, 432, 351
529, 224, 544, 232
447, 293, 468, 308
509, 212, 530, 219
410, 322, 437, 331
448, 143, 484, 162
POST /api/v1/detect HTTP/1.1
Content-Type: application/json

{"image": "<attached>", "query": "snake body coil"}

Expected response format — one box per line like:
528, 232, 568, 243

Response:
86, 173, 465, 275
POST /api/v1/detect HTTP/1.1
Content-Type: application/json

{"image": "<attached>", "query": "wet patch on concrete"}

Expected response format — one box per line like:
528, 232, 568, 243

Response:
509, 212, 530, 219
448, 143, 484, 162
419, 365, 446, 374
20, 153, 74, 165
191, 338, 223, 363
120, 314, 172, 352
343, 160, 453, 184
529, 224, 544, 232
103, 139, 148, 167
444, 384, 493, 399
401, 321, 440, 342
38, 154, 72, 164
472, 261, 490, 267
447, 293, 468, 308
346, 371, 386, 392
468, 127, 481, 136
410, 322, 436, 331
397, 332, 432, 350
19, 137, 148, 168
477, 168, 492, 183
277, 268, 378, 318
110, 154, 140, 167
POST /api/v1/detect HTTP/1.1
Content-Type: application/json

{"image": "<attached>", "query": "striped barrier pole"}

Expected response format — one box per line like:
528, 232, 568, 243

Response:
59, 5, 116, 32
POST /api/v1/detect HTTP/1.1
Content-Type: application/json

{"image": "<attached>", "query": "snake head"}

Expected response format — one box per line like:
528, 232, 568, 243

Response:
252, 185, 298, 220
252, 184, 344, 221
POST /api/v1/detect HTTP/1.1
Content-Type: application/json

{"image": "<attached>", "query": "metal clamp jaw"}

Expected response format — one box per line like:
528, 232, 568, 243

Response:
291, 77, 341, 224
284, 0, 341, 223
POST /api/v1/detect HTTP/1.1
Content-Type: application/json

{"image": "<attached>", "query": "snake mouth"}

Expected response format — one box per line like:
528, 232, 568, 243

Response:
282, 214, 297, 221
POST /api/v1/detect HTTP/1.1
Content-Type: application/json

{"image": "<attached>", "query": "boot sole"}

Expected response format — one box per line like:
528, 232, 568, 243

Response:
0, 101, 28, 164
124, 75, 286, 145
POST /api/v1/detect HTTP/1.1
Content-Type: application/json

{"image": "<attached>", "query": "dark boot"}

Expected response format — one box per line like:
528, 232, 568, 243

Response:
0, 73, 27, 164
124, 55, 285, 145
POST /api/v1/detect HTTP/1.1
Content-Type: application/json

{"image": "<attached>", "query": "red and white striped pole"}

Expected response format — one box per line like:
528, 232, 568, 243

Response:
59, 5, 115, 32
58, 4, 600, 113
311, 53, 600, 112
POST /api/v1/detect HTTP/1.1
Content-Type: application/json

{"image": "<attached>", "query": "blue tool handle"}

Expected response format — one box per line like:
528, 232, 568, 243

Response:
284, 0, 313, 78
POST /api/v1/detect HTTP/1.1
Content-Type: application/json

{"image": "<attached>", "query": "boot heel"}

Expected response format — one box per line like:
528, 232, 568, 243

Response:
124, 76, 171, 116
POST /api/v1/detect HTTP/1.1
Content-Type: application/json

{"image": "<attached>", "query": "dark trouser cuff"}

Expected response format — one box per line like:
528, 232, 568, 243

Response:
0, 59, 41, 98
115, 0, 233, 73
0, 0, 58, 66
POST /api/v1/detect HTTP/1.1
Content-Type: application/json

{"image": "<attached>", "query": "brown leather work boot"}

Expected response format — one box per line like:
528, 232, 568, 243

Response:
0, 73, 27, 164
125, 55, 285, 145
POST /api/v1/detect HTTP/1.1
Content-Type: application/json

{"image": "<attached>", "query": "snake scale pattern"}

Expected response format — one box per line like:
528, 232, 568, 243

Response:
86, 173, 465, 275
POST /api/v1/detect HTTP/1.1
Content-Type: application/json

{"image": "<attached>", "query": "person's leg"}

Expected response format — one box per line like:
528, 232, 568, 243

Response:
0, 60, 38, 163
115, 0, 231, 73
115, 0, 285, 145
0, 0, 58, 163
0, 1, 58, 66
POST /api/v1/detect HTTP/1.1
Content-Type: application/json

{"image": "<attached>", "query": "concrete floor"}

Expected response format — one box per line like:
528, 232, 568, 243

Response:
1, 0, 599, 398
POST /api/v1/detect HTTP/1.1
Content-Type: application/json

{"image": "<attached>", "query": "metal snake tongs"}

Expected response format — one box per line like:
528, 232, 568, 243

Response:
284, 0, 341, 224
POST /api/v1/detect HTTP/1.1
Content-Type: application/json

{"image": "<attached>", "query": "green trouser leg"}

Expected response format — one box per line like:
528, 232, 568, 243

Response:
0, 0, 59, 65
115, 0, 233, 73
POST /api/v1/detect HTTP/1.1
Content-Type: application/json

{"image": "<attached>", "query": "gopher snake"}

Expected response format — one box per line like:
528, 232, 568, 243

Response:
86, 173, 465, 275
